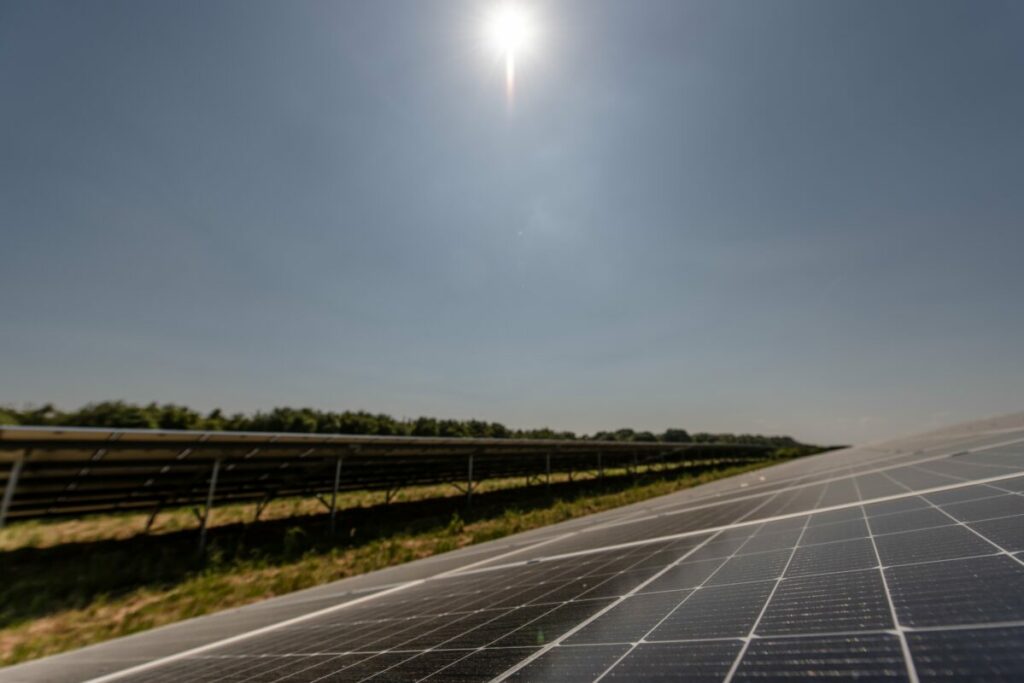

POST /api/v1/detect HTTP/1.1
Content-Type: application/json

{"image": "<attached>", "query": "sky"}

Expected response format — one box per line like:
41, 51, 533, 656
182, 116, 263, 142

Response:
1, 0, 1022, 445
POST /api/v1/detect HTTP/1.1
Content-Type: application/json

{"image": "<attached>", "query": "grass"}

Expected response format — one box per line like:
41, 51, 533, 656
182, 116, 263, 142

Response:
0, 457, 784, 667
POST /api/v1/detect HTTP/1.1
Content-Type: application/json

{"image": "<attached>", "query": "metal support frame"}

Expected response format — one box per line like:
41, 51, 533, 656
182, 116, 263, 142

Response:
330, 456, 342, 533
0, 452, 27, 530
545, 452, 551, 490
597, 452, 604, 480
253, 494, 274, 522
197, 458, 221, 555
466, 453, 474, 508
144, 503, 162, 533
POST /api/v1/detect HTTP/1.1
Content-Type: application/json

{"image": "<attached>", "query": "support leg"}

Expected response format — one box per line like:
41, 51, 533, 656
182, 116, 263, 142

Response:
144, 504, 162, 533
466, 454, 474, 508
254, 494, 273, 522
197, 459, 221, 555
0, 455, 26, 531
330, 456, 342, 534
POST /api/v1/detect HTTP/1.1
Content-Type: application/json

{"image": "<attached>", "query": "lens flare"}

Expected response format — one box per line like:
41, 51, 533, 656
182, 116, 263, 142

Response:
485, 3, 535, 108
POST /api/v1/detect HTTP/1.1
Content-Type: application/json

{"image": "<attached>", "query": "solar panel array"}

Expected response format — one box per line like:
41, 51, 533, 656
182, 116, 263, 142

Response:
2, 414, 1023, 682
0, 427, 767, 522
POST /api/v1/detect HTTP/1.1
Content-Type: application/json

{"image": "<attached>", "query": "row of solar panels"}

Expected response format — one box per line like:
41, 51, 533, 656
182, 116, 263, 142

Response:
0, 427, 773, 522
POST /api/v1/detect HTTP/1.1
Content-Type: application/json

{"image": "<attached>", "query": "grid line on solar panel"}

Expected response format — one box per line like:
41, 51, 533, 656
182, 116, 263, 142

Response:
444, 471, 1024, 582
373, 601, 613, 681
874, 525, 1001, 565
645, 575, 770, 641
923, 482, 1010, 505
503, 643, 630, 682
942, 494, 1024, 523
491, 487, 795, 681
586, 509, 818, 677
968, 515, 1024, 551
574, 525, 772, 648
120, 537, 710, 682
852, 471, 921, 682
578, 441, 982, 536
876, 470, 1024, 570
717, 484, 829, 682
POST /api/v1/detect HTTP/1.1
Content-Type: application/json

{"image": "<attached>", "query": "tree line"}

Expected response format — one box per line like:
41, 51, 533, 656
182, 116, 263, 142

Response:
0, 401, 812, 448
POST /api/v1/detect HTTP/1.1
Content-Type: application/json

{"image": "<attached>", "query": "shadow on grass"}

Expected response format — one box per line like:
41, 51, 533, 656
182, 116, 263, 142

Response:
0, 461, 748, 629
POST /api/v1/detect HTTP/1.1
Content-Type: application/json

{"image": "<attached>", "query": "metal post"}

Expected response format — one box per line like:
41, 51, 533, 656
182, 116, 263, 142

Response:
598, 452, 604, 480
330, 456, 343, 534
144, 504, 161, 533
197, 458, 221, 554
466, 453, 474, 507
546, 452, 551, 490
633, 451, 639, 480
0, 454, 26, 530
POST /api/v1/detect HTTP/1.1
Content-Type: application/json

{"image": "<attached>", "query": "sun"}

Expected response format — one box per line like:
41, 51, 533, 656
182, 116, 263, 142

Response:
486, 4, 534, 57
484, 3, 536, 106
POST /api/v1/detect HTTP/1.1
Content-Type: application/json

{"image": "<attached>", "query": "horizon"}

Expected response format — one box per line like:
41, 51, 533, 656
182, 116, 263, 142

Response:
0, 398, 1003, 447
3, 1, 1023, 446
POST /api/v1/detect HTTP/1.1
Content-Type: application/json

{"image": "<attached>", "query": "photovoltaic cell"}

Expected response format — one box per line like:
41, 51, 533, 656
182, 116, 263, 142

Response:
704, 549, 792, 585
648, 581, 776, 640
785, 537, 877, 576
757, 569, 893, 634
941, 494, 1024, 523
566, 592, 689, 645
423, 647, 539, 681
907, 626, 1024, 682
733, 634, 909, 681
600, 641, 741, 681
867, 507, 953, 535
798, 517, 868, 545
505, 645, 629, 682
636, 559, 724, 594
873, 525, 997, 565
885, 555, 1024, 626
969, 515, 1024, 551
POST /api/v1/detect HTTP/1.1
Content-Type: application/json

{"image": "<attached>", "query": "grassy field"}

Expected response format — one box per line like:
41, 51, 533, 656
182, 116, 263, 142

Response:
0, 457, 784, 667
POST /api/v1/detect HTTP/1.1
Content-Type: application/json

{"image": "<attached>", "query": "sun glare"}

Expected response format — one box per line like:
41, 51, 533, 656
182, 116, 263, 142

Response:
485, 3, 536, 107
487, 4, 532, 56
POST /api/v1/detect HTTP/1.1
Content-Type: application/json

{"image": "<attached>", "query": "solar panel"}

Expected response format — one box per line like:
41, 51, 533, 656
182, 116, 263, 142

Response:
2, 413, 1024, 682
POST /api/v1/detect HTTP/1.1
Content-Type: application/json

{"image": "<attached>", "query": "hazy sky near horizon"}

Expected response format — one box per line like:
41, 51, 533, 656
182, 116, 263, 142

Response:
2, 0, 1022, 445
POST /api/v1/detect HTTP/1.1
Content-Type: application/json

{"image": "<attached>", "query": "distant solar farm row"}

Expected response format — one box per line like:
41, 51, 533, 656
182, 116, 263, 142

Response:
0, 427, 773, 526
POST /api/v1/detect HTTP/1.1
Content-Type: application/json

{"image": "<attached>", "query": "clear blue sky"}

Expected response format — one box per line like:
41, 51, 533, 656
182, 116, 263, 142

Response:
2, 0, 1022, 444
